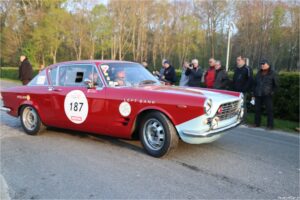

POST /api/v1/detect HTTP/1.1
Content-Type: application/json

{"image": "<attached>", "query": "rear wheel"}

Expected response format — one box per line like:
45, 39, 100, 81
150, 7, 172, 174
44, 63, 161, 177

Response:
139, 111, 178, 157
20, 105, 44, 135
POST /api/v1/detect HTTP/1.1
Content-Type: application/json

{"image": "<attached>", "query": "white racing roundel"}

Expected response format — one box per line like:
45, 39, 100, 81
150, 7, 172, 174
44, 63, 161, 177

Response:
64, 90, 88, 124
119, 102, 131, 117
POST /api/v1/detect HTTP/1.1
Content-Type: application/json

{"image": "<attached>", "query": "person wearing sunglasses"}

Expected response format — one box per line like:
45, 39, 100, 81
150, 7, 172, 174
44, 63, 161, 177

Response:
252, 59, 278, 130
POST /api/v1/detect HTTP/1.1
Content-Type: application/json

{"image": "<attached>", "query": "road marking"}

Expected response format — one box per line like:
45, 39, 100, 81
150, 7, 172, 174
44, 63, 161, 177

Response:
0, 174, 11, 200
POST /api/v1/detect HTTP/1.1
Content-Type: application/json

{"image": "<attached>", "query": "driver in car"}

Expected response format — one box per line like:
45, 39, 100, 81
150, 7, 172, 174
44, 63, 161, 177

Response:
115, 70, 127, 86
84, 68, 100, 87
88, 72, 99, 86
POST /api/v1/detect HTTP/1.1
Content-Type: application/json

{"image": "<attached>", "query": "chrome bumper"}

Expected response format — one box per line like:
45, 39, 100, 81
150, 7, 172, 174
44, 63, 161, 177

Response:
0, 107, 11, 112
182, 120, 241, 138
176, 111, 244, 144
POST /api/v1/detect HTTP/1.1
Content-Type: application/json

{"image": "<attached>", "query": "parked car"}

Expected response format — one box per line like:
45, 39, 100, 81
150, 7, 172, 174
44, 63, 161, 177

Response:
0, 60, 244, 157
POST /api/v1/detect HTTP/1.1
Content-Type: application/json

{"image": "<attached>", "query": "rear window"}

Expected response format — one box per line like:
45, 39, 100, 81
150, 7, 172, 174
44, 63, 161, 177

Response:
28, 70, 48, 86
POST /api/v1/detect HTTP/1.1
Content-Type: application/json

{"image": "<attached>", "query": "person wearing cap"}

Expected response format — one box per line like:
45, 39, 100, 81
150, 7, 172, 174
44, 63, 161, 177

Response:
204, 58, 216, 88
252, 59, 278, 129
185, 58, 203, 87
162, 60, 176, 85
19, 55, 33, 85
213, 60, 229, 90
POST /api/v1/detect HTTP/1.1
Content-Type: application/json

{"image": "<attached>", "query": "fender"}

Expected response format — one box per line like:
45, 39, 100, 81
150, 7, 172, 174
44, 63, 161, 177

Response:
137, 105, 176, 125
130, 105, 177, 138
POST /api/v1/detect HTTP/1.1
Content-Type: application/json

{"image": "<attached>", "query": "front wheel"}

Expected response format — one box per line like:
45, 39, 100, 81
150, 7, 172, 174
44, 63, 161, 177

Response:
139, 111, 179, 157
20, 105, 44, 135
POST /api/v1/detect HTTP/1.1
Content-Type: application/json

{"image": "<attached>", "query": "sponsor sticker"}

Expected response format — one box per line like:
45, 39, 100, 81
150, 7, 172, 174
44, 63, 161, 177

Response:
64, 90, 88, 124
101, 65, 109, 74
119, 101, 131, 117
37, 75, 46, 85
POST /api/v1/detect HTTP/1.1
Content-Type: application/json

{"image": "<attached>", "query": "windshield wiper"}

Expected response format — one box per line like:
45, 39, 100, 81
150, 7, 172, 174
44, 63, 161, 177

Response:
139, 80, 157, 85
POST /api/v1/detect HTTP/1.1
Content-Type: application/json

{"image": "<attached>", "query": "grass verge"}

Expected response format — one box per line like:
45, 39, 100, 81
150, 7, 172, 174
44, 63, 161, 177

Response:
246, 112, 299, 133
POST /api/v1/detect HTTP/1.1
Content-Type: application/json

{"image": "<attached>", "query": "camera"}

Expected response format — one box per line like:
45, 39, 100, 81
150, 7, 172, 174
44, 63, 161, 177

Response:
189, 63, 194, 68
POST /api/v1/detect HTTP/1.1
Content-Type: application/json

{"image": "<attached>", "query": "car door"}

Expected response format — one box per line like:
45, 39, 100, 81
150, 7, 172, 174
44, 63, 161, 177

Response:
25, 69, 54, 126
47, 64, 108, 134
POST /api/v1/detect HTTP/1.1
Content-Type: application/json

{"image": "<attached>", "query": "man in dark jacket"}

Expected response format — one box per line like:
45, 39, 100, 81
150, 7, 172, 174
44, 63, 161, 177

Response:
19, 55, 33, 85
213, 60, 229, 90
253, 59, 278, 129
162, 60, 176, 85
185, 59, 203, 87
232, 56, 253, 120
232, 56, 253, 93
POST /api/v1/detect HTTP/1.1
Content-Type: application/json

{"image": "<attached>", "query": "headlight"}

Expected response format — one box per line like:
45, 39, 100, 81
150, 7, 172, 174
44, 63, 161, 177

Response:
239, 93, 244, 107
204, 98, 212, 115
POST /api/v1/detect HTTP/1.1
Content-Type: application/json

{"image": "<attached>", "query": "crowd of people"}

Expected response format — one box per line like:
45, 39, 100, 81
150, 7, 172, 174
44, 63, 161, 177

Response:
18, 55, 278, 129
144, 56, 278, 129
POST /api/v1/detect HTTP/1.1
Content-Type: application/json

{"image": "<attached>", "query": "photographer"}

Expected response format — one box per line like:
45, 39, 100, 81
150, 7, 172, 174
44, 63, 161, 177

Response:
185, 59, 203, 87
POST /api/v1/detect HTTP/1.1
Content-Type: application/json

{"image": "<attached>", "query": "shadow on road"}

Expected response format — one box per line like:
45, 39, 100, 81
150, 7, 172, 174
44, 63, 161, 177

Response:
46, 127, 147, 155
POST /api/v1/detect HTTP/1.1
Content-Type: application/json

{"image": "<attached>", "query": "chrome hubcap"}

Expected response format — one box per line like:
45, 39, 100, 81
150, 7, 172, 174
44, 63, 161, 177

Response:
143, 119, 165, 150
22, 107, 37, 131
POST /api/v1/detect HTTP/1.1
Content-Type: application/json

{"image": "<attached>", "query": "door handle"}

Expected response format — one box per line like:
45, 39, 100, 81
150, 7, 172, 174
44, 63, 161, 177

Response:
48, 87, 62, 92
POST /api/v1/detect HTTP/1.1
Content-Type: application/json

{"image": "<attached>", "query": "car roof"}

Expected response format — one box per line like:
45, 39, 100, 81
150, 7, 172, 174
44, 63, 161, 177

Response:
48, 60, 136, 68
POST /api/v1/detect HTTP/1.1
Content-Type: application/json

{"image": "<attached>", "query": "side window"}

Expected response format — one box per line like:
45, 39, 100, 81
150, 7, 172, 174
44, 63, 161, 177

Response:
89, 66, 103, 87
58, 65, 94, 87
49, 67, 58, 86
28, 70, 48, 86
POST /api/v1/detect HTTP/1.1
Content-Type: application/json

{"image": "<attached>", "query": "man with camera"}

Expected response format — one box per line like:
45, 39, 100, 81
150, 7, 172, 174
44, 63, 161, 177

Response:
185, 59, 203, 87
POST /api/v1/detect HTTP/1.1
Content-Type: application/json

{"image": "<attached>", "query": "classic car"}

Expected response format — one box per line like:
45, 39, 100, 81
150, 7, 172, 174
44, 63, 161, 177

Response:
0, 60, 244, 157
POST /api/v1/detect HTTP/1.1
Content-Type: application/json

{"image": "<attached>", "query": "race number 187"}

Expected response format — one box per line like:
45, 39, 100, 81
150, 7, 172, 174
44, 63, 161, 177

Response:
70, 102, 83, 112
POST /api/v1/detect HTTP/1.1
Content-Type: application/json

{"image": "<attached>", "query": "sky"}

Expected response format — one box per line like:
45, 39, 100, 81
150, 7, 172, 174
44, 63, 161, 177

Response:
64, 0, 108, 12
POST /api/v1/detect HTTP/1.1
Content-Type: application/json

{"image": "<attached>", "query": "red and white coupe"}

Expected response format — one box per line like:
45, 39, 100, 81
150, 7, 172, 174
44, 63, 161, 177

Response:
1, 60, 244, 157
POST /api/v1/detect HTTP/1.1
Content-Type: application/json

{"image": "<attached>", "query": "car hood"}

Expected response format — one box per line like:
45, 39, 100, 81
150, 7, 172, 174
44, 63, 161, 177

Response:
136, 85, 240, 103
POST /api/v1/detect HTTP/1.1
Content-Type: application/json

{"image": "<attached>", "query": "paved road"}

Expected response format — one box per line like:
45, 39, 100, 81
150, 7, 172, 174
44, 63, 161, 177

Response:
0, 80, 299, 199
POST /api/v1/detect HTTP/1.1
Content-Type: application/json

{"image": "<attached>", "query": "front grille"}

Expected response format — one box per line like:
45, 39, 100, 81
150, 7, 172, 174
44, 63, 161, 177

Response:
216, 101, 239, 120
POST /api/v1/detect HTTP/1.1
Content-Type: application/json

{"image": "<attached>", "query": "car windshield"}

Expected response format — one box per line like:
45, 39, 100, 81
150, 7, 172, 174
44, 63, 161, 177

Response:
99, 63, 161, 87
